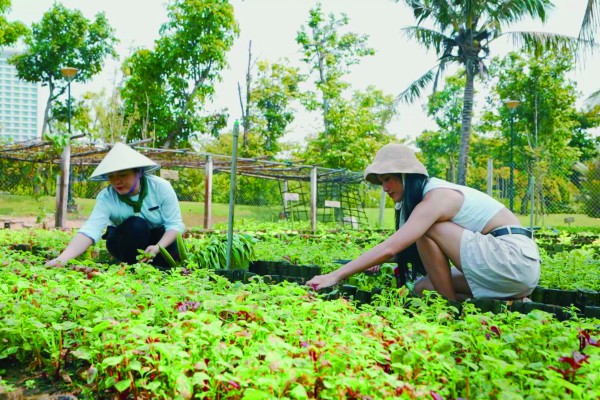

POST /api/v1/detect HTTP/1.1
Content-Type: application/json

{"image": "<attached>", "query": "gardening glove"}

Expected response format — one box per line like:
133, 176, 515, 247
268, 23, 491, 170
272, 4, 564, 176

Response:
306, 273, 340, 291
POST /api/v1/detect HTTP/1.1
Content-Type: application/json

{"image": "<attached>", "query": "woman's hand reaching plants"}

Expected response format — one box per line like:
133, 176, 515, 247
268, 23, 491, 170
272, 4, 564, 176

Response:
366, 264, 381, 273
306, 272, 341, 291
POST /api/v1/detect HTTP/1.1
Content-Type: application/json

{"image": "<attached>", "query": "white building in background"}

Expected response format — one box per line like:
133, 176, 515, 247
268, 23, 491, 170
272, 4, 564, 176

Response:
0, 49, 39, 143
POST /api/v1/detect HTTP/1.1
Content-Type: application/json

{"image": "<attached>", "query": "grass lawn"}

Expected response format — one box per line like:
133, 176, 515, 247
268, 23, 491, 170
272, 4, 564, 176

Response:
1, 194, 598, 229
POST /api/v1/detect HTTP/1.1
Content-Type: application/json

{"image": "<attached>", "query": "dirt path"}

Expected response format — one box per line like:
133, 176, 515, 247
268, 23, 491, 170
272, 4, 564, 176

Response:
0, 215, 85, 230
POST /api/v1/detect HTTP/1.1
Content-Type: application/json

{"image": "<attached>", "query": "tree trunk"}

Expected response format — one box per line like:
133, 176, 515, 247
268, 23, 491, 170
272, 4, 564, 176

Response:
317, 54, 331, 141
457, 71, 476, 186
42, 82, 55, 137
448, 157, 456, 183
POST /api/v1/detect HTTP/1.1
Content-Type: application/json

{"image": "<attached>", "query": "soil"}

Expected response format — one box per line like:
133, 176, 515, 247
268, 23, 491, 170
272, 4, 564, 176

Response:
0, 358, 80, 399
0, 215, 228, 231
0, 216, 85, 231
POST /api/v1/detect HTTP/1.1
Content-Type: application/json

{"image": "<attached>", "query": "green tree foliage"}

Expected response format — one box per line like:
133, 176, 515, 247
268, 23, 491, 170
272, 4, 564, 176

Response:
247, 60, 304, 155
570, 106, 600, 163
191, 134, 284, 207
417, 74, 464, 181
9, 3, 117, 137
302, 86, 396, 171
79, 86, 135, 144
296, 3, 375, 138
580, 155, 600, 217
0, 0, 28, 48
121, 0, 238, 148
488, 50, 593, 215
396, 0, 585, 186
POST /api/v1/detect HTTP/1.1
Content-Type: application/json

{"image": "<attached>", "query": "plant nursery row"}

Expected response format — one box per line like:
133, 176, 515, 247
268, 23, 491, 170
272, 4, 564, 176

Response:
0, 223, 599, 399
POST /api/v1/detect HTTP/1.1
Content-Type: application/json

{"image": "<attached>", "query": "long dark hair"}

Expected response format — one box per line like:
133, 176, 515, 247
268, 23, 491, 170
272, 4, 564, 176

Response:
394, 173, 428, 287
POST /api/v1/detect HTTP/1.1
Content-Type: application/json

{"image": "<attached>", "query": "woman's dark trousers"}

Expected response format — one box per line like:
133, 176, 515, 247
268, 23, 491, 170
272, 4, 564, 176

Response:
103, 216, 179, 269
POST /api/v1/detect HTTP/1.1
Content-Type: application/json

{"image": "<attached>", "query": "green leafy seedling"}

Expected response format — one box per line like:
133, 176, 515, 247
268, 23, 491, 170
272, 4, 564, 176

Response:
136, 249, 155, 262
176, 232, 188, 264
158, 245, 179, 269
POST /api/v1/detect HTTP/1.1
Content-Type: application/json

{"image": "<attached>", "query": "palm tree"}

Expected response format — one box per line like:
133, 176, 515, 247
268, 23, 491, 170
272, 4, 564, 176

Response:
579, 0, 599, 42
580, 0, 600, 105
397, 0, 586, 185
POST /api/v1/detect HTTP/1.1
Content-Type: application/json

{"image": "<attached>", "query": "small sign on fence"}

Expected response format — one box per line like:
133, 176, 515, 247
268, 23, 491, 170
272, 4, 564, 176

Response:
564, 216, 575, 227
283, 192, 300, 201
343, 216, 359, 229
324, 200, 341, 208
160, 169, 179, 180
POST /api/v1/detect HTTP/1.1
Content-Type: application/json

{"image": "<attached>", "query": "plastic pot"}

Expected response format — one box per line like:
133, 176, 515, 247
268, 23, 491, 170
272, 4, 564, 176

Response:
472, 298, 495, 313
543, 288, 562, 305
523, 301, 548, 314
491, 300, 508, 314
320, 286, 340, 301
559, 290, 578, 307
577, 289, 600, 309
340, 284, 358, 299
509, 301, 527, 314
530, 286, 545, 303
243, 271, 257, 284
584, 306, 600, 319
355, 289, 372, 305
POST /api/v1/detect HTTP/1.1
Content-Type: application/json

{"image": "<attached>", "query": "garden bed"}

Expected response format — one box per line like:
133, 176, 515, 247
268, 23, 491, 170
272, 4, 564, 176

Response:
1, 226, 599, 398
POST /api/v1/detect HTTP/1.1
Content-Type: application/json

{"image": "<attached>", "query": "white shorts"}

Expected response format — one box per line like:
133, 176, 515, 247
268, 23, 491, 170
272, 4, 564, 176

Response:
460, 227, 541, 299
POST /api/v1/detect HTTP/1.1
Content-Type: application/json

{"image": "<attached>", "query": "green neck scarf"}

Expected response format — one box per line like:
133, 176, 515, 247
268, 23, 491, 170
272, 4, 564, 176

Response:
117, 175, 148, 213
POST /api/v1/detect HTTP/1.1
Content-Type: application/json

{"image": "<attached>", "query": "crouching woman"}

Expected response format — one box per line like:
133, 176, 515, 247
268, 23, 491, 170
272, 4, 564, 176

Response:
307, 143, 540, 301
46, 142, 185, 269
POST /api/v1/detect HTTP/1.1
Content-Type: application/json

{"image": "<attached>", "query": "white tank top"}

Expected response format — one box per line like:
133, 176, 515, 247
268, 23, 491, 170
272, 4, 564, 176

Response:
422, 177, 505, 232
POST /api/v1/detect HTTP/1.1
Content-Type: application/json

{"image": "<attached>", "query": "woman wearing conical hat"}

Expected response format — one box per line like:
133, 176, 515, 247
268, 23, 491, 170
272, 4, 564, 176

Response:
46, 142, 185, 269
307, 143, 540, 301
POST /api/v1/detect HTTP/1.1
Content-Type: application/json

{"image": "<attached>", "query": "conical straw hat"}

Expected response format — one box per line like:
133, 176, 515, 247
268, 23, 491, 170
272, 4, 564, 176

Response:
364, 143, 428, 185
89, 142, 160, 181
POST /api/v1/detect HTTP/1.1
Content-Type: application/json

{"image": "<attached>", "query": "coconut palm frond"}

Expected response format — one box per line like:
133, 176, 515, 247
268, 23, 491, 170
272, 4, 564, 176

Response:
403, 0, 435, 24
504, 31, 589, 56
431, 0, 463, 30
579, 0, 600, 43
396, 67, 438, 105
403, 26, 452, 53
585, 89, 600, 107
478, 61, 489, 80
487, 0, 551, 25
433, 57, 455, 93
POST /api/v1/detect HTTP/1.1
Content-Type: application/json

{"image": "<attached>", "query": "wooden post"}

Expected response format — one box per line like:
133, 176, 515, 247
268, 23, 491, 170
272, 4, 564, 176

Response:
226, 122, 240, 270
55, 143, 70, 228
310, 166, 317, 232
203, 155, 213, 229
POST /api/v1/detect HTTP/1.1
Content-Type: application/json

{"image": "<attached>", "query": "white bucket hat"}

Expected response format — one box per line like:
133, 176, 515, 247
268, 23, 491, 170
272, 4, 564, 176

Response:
364, 143, 428, 185
89, 142, 160, 181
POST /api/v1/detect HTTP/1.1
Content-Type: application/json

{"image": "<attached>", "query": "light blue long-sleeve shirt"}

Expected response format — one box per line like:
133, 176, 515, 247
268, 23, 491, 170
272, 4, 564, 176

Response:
79, 174, 185, 243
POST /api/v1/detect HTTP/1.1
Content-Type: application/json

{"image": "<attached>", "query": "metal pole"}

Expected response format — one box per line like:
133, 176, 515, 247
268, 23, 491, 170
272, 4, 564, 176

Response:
66, 80, 75, 210
203, 155, 213, 229
225, 121, 240, 270
310, 166, 317, 232
67, 80, 72, 134
529, 176, 535, 233
509, 112, 515, 212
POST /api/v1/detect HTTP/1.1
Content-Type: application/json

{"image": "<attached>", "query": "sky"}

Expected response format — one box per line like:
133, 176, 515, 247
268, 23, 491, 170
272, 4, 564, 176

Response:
7, 0, 600, 145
